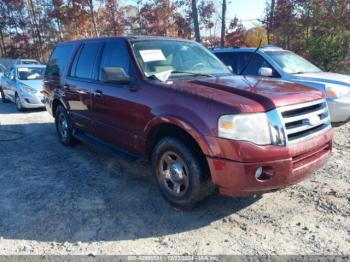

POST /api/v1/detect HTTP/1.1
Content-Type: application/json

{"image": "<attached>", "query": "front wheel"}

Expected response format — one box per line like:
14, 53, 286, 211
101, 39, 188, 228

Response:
0, 87, 9, 103
152, 137, 213, 209
15, 93, 24, 111
55, 105, 75, 146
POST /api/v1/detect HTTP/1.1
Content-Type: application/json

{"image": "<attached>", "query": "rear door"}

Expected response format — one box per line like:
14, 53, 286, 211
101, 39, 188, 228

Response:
214, 52, 240, 74
2, 68, 16, 101
65, 41, 103, 133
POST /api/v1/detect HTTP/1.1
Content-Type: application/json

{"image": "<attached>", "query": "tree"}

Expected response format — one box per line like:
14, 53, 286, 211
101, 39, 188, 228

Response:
97, 0, 124, 36
264, 0, 350, 72
220, 0, 226, 47
244, 26, 268, 47
191, 0, 200, 42
225, 17, 245, 47
266, 0, 276, 44
86, 0, 99, 37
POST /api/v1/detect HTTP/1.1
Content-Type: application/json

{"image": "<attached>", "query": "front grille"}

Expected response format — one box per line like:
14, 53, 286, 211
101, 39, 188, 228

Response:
278, 99, 331, 144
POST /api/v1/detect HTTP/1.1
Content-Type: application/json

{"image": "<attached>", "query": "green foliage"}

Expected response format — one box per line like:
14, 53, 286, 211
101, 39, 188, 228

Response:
265, 0, 350, 72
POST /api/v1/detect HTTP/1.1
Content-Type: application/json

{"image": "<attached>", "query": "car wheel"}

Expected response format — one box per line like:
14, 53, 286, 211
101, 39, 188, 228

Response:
15, 93, 24, 111
55, 105, 75, 146
0, 87, 9, 103
152, 137, 213, 209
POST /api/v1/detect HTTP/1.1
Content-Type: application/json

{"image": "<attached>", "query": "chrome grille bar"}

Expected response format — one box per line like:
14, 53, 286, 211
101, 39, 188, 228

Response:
277, 99, 331, 145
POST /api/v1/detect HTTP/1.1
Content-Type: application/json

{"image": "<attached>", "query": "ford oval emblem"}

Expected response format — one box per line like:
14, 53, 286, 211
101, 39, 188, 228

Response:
308, 115, 321, 126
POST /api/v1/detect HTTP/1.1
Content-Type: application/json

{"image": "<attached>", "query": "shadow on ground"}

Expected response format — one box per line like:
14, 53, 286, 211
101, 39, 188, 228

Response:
0, 102, 259, 242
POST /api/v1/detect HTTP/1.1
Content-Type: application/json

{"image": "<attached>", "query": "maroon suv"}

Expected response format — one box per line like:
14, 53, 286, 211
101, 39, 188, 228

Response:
43, 36, 332, 208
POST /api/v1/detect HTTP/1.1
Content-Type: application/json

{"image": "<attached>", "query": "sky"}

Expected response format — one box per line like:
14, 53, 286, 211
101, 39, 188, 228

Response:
121, 0, 266, 29
227, 0, 266, 28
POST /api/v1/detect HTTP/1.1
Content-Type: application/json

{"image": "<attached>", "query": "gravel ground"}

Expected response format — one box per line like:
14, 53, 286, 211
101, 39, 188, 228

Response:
0, 100, 349, 256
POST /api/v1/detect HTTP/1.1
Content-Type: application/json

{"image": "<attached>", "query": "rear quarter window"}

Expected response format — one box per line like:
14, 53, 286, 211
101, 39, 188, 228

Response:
45, 44, 74, 77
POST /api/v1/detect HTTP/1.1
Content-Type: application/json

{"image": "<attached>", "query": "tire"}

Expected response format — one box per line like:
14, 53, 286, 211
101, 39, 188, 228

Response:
151, 137, 213, 209
55, 105, 75, 146
15, 93, 24, 111
0, 87, 9, 103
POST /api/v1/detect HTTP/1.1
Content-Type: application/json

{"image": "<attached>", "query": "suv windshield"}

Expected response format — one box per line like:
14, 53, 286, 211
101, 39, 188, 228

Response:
266, 51, 321, 74
17, 67, 45, 80
131, 40, 232, 81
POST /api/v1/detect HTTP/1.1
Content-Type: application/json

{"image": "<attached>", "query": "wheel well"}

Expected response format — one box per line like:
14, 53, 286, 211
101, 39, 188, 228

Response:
146, 123, 210, 177
52, 99, 63, 116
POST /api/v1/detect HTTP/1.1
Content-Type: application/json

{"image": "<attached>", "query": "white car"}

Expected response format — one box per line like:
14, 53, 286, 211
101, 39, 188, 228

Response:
0, 65, 46, 111
213, 46, 350, 124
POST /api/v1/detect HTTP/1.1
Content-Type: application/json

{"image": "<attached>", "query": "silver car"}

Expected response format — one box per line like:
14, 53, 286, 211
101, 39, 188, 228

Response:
213, 46, 350, 124
0, 65, 46, 111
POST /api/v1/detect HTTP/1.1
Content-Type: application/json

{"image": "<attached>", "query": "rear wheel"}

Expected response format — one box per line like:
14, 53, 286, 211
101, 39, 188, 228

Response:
55, 105, 75, 146
152, 137, 213, 209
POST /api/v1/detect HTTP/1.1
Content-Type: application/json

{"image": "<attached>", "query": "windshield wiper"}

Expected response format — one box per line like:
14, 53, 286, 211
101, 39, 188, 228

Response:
146, 70, 214, 82
169, 70, 214, 77
239, 39, 262, 75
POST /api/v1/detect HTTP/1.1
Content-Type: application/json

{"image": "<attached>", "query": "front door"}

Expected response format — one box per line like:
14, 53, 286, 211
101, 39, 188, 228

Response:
90, 39, 146, 154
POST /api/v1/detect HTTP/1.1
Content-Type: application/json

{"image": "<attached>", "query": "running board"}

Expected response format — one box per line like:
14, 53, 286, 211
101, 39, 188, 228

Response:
73, 130, 141, 162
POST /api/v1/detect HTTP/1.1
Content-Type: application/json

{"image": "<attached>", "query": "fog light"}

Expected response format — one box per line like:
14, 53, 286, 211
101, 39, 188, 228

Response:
255, 167, 263, 180
255, 166, 274, 181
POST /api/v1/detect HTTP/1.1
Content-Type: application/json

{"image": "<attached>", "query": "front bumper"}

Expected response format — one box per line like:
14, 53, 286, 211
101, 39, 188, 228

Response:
327, 97, 350, 123
206, 129, 332, 196
19, 91, 45, 109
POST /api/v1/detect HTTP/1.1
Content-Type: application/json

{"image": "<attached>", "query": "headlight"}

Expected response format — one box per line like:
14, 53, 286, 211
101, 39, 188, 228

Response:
325, 84, 350, 98
19, 84, 36, 94
218, 113, 271, 145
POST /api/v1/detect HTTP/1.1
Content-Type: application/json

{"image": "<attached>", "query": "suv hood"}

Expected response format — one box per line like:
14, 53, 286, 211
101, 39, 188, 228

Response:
291, 72, 350, 87
188, 75, 324, 112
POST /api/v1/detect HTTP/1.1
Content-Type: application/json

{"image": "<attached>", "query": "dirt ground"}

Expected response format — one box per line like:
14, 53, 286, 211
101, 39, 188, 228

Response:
0, 100, 349, 256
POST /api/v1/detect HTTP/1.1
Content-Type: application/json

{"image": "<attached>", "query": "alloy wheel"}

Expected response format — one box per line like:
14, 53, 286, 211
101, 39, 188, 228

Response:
57, 112, 69, 139
158, 151, 190, 197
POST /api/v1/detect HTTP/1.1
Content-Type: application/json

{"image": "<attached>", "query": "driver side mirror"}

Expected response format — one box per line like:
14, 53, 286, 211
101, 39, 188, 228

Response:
258, 67, 273, 77
101, 67, 131, 85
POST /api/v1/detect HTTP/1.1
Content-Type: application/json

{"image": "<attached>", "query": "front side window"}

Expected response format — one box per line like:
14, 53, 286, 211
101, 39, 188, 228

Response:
131, 40, 231, 81
266, 51, 321, 74
238, 52, 274, 76
99, 40, 131, 80
17, 67, 45, 80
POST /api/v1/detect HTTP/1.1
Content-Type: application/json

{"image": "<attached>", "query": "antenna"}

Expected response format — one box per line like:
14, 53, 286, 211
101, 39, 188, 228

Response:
239, 39, 263, 75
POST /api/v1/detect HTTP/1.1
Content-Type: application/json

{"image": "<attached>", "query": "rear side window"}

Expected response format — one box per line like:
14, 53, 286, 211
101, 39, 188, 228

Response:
71, 42, 102, 80
215, 52, 239, 74
99, 40, 131, 79
46, 44, 74, 77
